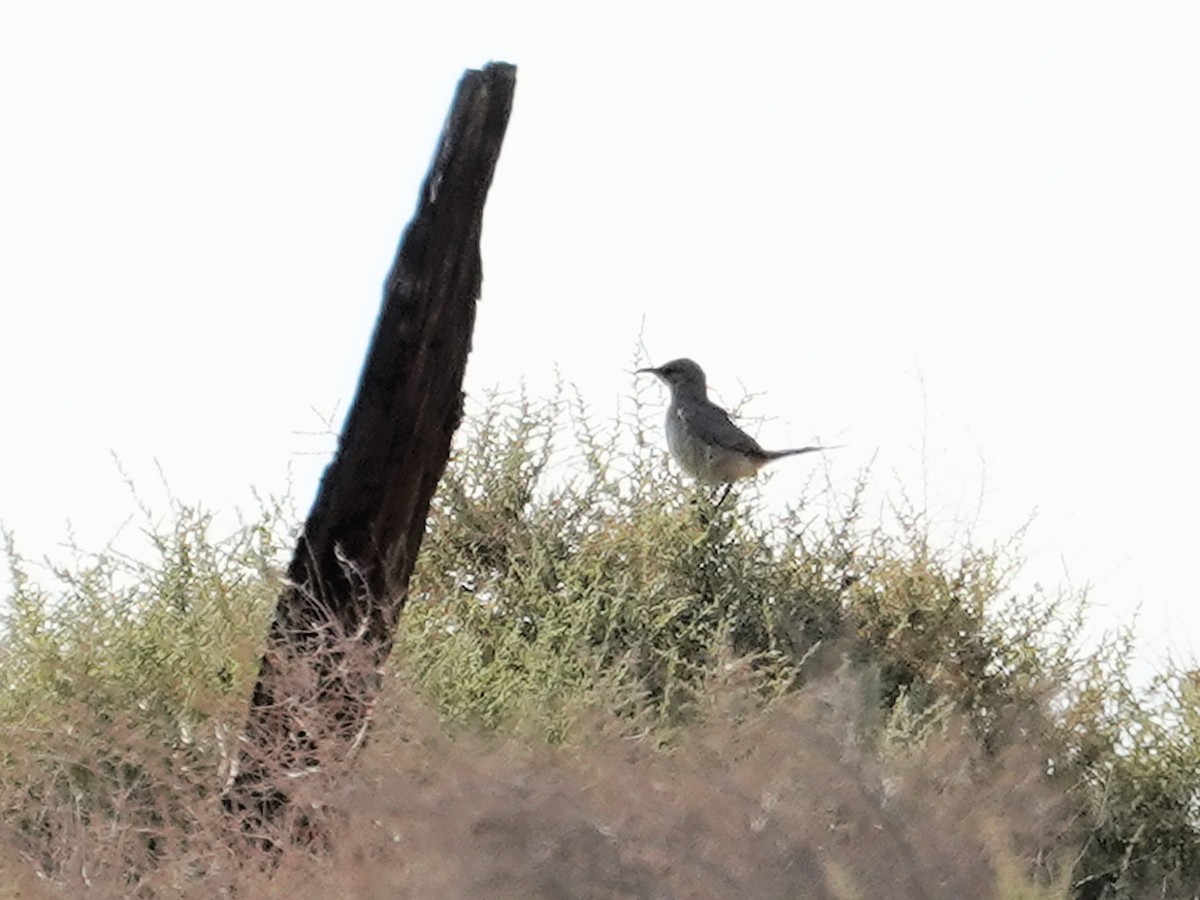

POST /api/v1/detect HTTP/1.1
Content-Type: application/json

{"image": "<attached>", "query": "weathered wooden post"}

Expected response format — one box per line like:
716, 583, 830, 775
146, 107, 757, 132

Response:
225, 62, 516, 826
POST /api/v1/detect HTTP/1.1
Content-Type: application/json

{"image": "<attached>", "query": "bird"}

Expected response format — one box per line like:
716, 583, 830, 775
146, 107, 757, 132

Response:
637, 358, 835, 502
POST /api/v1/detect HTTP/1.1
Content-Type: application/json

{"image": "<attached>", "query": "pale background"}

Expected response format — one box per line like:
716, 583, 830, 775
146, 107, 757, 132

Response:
2, 2, 1197, 676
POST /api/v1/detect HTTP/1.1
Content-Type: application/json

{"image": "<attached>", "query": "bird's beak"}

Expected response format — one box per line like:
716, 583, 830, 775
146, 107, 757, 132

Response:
635, 367, 661, 377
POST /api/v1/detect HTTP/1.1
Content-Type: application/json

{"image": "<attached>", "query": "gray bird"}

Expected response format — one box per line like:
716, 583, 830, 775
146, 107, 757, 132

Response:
637, 359, 834, 490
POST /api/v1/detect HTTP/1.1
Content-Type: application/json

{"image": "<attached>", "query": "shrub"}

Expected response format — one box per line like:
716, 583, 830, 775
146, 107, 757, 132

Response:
0, 499, 284, 884
0, 383, 1197, 897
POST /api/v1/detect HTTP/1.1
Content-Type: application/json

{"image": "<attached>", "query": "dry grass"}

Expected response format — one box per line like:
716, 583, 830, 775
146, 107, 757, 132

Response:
1, 662, 1076, 900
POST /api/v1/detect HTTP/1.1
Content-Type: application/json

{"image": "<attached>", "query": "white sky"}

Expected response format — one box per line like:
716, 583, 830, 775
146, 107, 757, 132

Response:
2, 3, 1198, 674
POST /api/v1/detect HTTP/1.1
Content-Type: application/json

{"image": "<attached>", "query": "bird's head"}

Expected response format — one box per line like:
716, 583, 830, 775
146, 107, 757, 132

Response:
636, 358, 708, 397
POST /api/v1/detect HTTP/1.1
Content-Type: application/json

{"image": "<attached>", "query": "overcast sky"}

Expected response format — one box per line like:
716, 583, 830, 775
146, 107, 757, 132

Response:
2, 2, 1197, 673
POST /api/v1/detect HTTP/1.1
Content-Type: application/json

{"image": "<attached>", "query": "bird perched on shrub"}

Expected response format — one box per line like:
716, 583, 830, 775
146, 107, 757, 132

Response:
638, 358, 835, 501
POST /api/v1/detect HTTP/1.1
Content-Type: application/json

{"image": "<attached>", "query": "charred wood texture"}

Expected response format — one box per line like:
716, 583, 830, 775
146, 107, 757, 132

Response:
225, 62, 516, 826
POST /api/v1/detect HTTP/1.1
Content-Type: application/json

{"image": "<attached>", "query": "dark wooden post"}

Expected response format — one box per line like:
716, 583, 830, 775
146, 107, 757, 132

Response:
225, 62, 516, 825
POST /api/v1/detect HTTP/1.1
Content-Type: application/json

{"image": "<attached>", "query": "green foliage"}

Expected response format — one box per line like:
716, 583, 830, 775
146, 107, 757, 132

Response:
0, 498, 284, 874
1060, 634, 1200, 895
402, 388, 1071, 756
400, 388, 847, 739
2, 504, 281, 732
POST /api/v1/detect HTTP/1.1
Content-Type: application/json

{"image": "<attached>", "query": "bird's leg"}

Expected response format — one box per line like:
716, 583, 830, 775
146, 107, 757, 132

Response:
694, 483, 736, 608
691, 484, 733, 533
714, 483, 733, 510
691, 484, 728, 530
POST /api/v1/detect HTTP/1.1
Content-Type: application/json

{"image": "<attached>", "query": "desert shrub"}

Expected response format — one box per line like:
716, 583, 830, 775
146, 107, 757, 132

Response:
0, 499, 286, 882
1057, 635, 1200, 898
401, 389, 1070, 749
0, 382, 1197, 897
398, 385, 1200, 897
400, 387, 849, 739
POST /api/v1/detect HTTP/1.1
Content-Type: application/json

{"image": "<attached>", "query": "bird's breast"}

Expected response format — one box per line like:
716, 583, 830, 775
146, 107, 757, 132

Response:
664, 406, 759, 483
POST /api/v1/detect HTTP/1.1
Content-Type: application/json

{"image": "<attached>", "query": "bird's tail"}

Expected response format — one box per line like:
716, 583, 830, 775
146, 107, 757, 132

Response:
762, 445, 842, 461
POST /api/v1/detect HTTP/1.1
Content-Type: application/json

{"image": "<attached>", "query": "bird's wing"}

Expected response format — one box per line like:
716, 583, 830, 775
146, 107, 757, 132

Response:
677, 400, 766, 457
